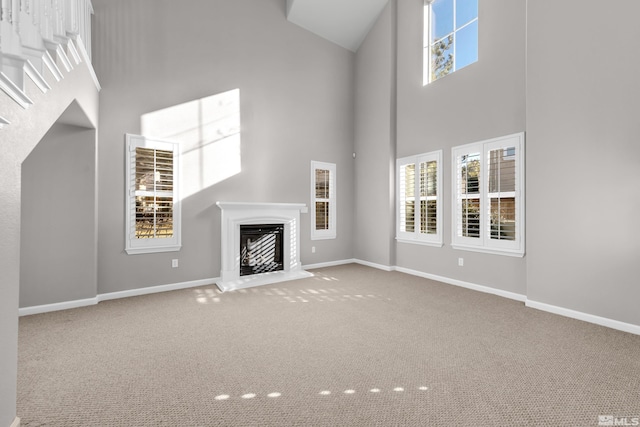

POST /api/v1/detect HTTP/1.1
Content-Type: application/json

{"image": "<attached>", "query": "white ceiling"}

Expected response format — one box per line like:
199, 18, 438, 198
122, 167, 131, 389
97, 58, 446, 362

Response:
286, 0, 389, 52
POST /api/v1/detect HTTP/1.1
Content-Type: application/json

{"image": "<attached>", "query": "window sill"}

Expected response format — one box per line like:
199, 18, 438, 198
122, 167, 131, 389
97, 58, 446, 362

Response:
126, 245, 181, 255
311, 234, 336, 241
451, 244, 525, 258
396, 238, 443, 248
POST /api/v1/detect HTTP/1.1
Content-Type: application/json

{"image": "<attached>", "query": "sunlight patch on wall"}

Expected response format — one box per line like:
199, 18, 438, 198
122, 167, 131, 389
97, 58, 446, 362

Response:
141, 89, 242, 199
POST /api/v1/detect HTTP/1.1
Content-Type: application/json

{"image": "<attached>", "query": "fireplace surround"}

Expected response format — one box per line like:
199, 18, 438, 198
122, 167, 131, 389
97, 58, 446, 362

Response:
216, 202, 313, 292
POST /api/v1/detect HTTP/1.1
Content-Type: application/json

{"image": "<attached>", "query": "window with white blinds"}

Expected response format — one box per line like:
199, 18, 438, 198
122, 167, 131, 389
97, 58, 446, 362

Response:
397, 151, 443, 246
125, 134, 181, 254
452, 133, 524, 256
311, 161, 336, 240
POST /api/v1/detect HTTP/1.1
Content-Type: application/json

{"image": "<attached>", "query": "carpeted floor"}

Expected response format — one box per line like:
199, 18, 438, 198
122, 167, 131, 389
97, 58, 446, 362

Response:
17, 264, 640, 426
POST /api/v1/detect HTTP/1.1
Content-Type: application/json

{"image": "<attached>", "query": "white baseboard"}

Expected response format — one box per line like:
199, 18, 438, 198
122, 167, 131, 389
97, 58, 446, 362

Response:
353, 259, 395, 272
308, 259, 524, 303
394, 266, 527, 303
393, 265, 639, 336
98, 277, 218, 302
525, 299, 640, 336
10, 416, 20, 427
19, 297, 98, 316
303, 259, 394, 273
19, 277, 218, 316
303, 259, 356, 270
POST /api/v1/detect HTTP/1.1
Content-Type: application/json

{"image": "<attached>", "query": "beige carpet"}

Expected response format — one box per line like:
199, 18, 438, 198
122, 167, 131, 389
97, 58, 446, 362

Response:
18, 264, 640, 426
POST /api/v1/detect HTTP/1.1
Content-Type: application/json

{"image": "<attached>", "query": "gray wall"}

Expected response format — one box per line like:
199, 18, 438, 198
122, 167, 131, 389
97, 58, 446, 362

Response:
0, 59, 98, 427
353, 2, 396, 267
92, 0, 355, 294
20, 123, 98, 308
394, 0, 527, 295
526, 0, 640, 325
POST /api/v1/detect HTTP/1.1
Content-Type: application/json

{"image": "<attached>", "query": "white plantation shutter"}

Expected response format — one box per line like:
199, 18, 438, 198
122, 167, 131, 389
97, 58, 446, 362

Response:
396, 151, 442, 246
452, 133, 525, 256
399, 163, 416, 233
420, 160, 438, 235
453, 146, 482, 246
132, 147, 174, 239
126, 134, 181, 254
488, 146, 517, 241
311, 161, 336, 240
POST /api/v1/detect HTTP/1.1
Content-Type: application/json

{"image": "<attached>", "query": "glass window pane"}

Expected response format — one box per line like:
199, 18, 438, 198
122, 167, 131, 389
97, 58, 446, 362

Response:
431, 35, 454, 81
405, 164, 415, 199
462, 198, 480, 238
488, 149, 500, 193
455, 19, 478, 71
155, 197, 174, 238
420, 161, 437, 197
490, 197, 516, 240
420, 199, 437, 234
456, 0, 478, 27
432, 0, 454, 41
315, 201, 329, 230
488, 148, 516, 193
135, 148, 173, 192
405, 201, 415, 233
500, 156, 516, 193
315, 169, 329, 199
135, 195, 173, 239
460, 153, 480, 194
400, 163, 415, 233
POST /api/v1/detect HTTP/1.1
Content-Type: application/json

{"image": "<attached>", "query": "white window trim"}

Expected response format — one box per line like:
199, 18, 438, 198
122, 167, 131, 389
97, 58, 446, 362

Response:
451, 132, 525, 257
396, 150, 443, 247
125, 134, 182, 255
311, 161, 336, 240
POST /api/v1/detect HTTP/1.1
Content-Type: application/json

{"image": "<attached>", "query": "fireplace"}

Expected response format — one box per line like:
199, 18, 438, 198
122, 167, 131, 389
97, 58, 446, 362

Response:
216, 202, 313, 292
240, 224, 284, 276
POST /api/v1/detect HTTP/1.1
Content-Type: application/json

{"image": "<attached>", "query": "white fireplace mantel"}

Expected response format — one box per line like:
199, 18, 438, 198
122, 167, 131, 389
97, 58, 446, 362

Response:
216, 202, 313, 292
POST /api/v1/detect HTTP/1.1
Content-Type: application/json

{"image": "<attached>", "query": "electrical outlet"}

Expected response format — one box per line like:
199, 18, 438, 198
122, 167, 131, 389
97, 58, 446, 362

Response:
458, 258, 464, 267
312, 246, 316, 254
172, 259, 179, 268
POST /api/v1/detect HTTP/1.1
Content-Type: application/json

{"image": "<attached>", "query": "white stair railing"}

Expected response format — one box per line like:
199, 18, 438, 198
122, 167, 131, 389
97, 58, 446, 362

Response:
0, 0, 96, 120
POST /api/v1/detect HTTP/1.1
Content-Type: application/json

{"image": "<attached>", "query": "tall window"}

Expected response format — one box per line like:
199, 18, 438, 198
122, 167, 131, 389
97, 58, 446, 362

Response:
397, 151, 443, 247
452, 133, 524, 256
311, 161, 336, 240
125, 134, 181, 254
424, 0, 479, 85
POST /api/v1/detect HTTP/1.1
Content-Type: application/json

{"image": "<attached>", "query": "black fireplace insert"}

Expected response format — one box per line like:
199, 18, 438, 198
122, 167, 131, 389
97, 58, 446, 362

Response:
240, 224, 285, 276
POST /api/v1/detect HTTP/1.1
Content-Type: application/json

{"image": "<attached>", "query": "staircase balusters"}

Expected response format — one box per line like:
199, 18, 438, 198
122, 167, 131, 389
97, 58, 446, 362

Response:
0, 0, 96, 118
2, 0, 12, 23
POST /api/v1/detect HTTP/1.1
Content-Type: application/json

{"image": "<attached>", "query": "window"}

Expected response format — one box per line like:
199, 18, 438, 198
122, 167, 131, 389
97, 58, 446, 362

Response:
311, 161, 336, 240
452, 132, 524, 256
424, 0, 478, 85
397, 151, 443, 246
125, 134, 181, 254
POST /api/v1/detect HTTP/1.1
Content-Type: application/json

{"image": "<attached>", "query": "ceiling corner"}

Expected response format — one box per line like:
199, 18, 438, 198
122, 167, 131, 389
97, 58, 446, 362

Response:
286, 0, 389, 53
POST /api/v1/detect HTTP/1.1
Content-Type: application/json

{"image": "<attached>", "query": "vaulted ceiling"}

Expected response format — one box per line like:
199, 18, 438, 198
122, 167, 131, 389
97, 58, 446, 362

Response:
286, 0, 389, 52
